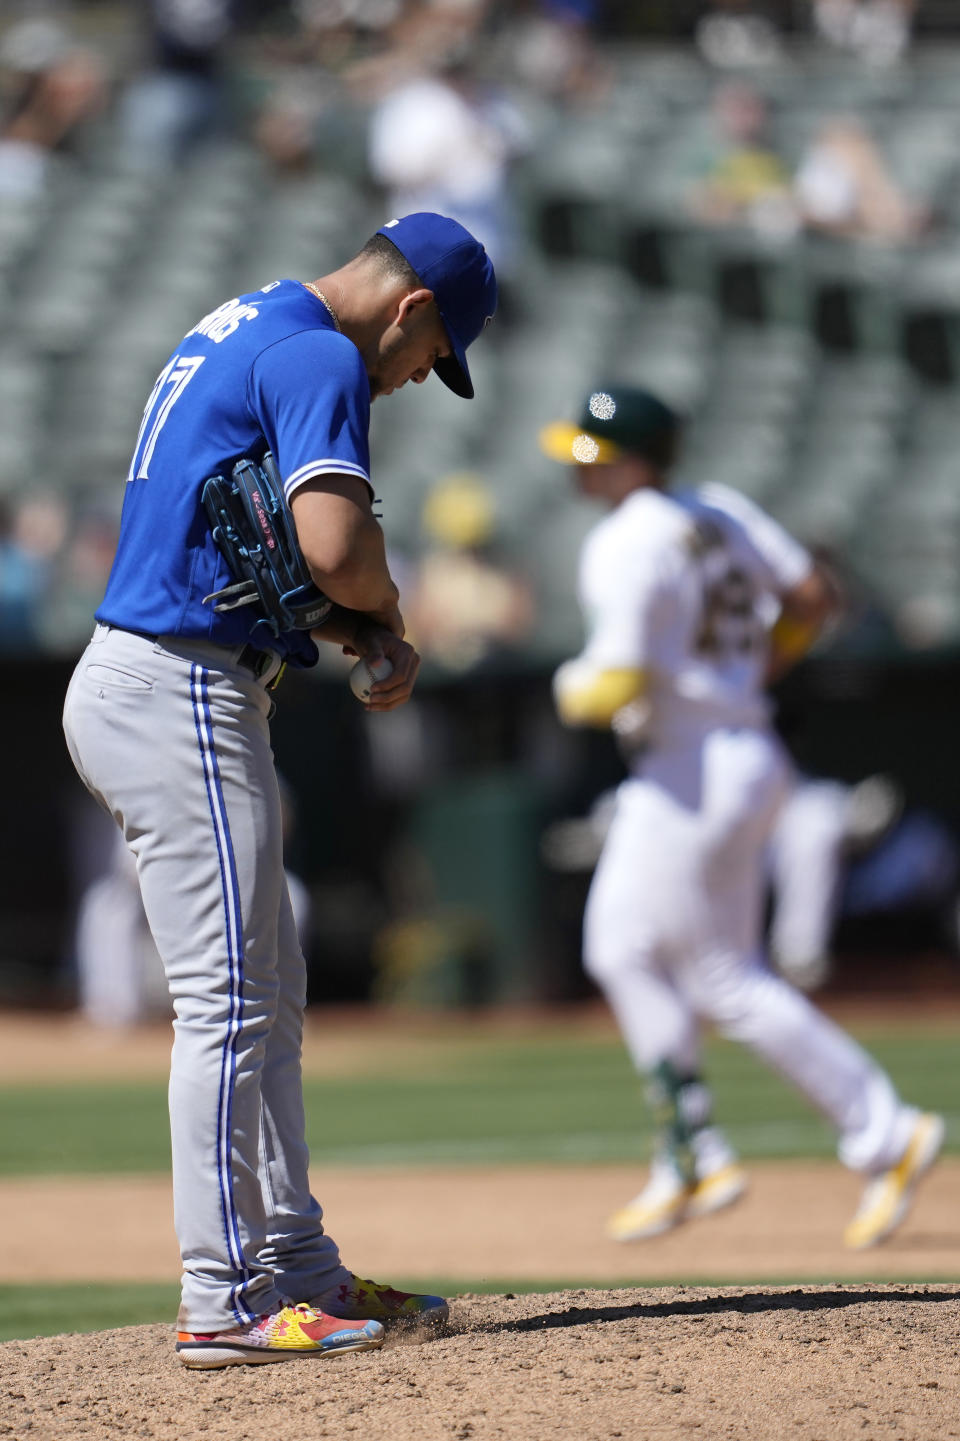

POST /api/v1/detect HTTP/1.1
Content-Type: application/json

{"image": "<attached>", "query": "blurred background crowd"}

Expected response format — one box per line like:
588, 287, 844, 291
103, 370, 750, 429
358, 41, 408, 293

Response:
2, 0, 960, 1019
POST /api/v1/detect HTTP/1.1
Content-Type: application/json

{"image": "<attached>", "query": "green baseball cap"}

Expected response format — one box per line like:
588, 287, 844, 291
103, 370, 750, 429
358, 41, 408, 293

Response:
540, 385, 680, 468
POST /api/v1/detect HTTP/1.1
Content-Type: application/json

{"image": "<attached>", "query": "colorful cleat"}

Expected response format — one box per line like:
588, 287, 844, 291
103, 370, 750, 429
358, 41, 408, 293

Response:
844, 1111, 945, 1250
607, 1162, 748, 1242
312, 1274, 449, 1328
175, 1303, 384, 1369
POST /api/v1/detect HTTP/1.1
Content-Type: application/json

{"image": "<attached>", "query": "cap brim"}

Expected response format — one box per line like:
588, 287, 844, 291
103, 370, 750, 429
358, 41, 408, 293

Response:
434, 322, 473, 399
538, 422, 624, 465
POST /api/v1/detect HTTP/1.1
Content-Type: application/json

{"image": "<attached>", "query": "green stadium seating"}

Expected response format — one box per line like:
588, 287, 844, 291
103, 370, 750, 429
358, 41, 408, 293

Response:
0, 39, 957, 645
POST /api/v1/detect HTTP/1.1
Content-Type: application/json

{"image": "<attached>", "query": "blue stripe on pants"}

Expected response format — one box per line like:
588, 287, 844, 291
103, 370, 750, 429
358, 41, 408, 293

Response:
191, 663, 254, 1326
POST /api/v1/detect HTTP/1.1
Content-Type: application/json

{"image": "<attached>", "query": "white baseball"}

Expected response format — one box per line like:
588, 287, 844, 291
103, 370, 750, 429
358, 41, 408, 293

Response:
349, 655, 394, 701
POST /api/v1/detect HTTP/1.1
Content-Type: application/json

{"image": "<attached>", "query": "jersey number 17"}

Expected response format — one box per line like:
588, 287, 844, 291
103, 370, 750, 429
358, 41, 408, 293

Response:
126, 355, 205, 483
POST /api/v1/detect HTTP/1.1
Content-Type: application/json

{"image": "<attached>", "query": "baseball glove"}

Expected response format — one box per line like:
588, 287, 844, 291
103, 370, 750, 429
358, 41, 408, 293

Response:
202, 452, 332, 638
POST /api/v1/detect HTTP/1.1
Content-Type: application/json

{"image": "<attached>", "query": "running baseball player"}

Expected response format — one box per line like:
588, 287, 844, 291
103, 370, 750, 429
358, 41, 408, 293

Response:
540, 383, 943, 1248
62, 213, 497, 1368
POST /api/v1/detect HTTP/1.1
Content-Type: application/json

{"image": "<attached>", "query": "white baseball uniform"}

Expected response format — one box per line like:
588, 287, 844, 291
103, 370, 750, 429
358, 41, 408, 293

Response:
574, 481, 917, 1175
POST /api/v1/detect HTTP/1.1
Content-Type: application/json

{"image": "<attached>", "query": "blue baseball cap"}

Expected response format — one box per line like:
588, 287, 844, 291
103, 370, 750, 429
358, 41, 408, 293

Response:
377, 213, 497, 399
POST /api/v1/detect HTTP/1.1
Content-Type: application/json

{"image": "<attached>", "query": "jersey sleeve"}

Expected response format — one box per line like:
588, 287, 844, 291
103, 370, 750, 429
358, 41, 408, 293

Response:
247, 329, 372, 501
698, 482, 812, 593
578, 520, 682, 674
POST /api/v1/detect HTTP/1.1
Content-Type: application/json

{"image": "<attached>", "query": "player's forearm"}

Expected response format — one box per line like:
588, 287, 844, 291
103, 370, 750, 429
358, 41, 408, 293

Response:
312, 601, 404, 650
311, 604, 365, 648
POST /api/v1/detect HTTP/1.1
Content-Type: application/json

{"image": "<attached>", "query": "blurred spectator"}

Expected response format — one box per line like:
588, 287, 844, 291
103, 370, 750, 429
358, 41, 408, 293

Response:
794, 115, 929, 243
801, 544, 902, 657
289, 0, 405, 63
73, 816, 169, 1028
496, 0, 609, 107
252, 0, 399, 173
0, 17, 106, 198
252, 71, 332, 175
812, 0, 916, 67
40, 503, 119, 654
680, 82, 798, 238
771, 771, 960, 990
254, 3, 511, 188
892, 591, 960, 651
767, 773, 900, 990
366, 39, 528, 273
405, 473, 535, 674
117, 0, 237, 170
0, 495, 54, 650
841, 805, 960, 947
695, 1, 785, 70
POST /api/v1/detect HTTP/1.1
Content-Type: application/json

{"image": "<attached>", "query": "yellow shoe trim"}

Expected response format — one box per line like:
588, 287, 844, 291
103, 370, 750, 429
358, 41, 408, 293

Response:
606, 1187, 692, 1242
687, 1164, 748, 1217
844, 1114, 943, 1249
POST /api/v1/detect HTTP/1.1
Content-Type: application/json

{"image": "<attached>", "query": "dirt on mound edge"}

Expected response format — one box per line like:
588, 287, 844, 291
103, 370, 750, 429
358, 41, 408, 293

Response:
2, 1285, 959, 1441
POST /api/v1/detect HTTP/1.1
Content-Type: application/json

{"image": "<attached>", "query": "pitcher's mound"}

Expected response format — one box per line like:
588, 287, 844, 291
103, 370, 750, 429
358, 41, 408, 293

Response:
4, 1284, 959, 1440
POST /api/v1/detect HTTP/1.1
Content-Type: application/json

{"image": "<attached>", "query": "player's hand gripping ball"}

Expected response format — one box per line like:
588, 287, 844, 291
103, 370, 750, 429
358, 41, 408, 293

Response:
349, 655, 394, 701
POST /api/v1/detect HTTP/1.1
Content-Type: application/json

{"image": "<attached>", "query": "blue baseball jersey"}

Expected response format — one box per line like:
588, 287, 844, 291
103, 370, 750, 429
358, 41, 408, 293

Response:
97, 280, 373, 665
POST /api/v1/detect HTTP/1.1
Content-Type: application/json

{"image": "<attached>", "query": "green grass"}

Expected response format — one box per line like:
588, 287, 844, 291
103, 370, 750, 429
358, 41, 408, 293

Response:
0, 1024, 958, 1176
2, 1017, 955, 1343
0, 1284, 182, 1343
3, 1273, 957, 1344
0, 1279, 595, 1343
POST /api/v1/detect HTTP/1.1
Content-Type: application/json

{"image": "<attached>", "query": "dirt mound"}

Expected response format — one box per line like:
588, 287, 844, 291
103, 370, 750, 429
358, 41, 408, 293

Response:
3, 1285, 959, 1441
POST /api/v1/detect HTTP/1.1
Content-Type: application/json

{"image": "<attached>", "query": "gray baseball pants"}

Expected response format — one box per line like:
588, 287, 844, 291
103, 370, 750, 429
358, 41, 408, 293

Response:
63, 623, 349, 1331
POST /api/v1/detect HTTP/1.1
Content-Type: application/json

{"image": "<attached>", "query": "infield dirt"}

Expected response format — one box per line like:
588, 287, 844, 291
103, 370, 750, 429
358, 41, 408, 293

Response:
3, 1284, 959, 1440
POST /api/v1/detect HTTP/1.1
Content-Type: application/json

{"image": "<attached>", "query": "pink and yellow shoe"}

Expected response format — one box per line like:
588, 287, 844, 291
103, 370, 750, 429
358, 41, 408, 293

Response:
176, 1303, 384, 1369
313, 1274, 449, 1329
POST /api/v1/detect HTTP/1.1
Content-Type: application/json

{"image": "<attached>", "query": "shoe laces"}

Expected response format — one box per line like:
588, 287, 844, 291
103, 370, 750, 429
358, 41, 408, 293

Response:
260, 1303, 320, 1339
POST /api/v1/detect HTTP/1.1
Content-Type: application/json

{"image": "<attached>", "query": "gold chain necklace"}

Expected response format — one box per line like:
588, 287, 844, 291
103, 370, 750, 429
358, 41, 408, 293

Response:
303, 282, 342, 332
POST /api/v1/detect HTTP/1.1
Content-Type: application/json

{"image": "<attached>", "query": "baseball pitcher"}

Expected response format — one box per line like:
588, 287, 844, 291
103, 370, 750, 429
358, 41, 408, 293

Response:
63, 213, 497, 1367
